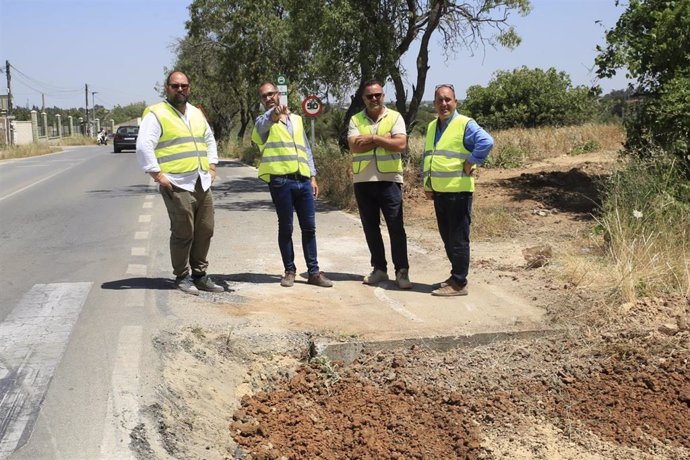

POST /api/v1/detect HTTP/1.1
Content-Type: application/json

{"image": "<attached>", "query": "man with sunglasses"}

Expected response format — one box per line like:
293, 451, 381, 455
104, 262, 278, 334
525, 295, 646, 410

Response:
251, 82, 333, 288
136, 70, 224, 295
347, 79, 411, 289
424, 84, 494, 296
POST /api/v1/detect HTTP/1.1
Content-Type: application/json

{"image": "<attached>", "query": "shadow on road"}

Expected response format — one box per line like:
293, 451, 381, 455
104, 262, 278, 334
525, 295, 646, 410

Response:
101, 277, 172, 290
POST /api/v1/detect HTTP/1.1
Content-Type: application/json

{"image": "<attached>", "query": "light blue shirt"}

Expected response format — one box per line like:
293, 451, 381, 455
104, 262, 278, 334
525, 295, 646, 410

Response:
254, 108, 317, 176
434, 111, 493, 165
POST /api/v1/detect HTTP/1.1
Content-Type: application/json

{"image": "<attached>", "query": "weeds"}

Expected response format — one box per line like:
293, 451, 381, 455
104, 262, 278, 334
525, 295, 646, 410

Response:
0, 143, 60, 160
597, 154, 690, 302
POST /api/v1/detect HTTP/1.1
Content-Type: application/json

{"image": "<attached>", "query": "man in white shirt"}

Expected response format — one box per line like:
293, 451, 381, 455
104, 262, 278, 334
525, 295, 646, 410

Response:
135, 70, 223, 295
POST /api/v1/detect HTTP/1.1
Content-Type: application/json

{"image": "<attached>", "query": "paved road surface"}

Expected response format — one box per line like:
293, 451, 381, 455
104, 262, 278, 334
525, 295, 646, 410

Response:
0, 148, 546, 459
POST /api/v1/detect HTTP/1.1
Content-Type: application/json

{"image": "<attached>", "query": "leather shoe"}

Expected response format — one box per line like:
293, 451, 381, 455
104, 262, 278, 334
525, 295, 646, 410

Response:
307, 272, 333, 288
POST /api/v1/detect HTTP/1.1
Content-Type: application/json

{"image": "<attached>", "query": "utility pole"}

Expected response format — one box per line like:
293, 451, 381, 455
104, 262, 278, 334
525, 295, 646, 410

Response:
5, 60, 11, 116
41, 93, 45, 111
85, 83, 89, 136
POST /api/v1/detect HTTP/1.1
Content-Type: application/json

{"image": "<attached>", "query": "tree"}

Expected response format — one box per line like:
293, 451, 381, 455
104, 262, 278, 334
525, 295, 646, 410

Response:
176, 0, 531, 144
596, 0, 690, 170
461, 67, 598, 129
291, 0, 531, 146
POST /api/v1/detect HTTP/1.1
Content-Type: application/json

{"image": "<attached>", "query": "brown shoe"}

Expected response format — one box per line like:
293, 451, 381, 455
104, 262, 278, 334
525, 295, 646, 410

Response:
307, 272, 333, 288
431, 279, 468, 296
434, 277, 453, 289
280, 271, 296, 287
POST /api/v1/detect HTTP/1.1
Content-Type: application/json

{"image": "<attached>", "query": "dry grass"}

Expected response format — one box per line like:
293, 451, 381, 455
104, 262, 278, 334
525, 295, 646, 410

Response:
0, 143, 61, 160
313, 142, 356, 210
56, 136, 95, 146
490, 123, 625, 166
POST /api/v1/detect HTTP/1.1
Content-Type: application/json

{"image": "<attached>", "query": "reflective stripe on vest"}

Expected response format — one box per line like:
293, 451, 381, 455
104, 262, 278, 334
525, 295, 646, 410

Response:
351, 109, 403, 174
251, 113, 311, 183
143, 102, 209, 174
423, 115, 475, 192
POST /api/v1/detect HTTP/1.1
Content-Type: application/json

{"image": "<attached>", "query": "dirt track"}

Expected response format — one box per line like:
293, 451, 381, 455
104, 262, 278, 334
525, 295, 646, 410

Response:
144, 151, 690, 459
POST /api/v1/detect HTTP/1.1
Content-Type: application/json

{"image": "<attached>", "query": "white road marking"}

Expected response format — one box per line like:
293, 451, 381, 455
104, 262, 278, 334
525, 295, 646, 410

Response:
138, 215, 151, 223
142, 202, 153, 209
134, 231, 149, 240
373, 287, 423, 322
99, 325, 143, 460
0, 166, 75, 203
131, 247, 147, 257
126, 264, 147, 276
144, 194, 155, 200
0, 282, 92, 458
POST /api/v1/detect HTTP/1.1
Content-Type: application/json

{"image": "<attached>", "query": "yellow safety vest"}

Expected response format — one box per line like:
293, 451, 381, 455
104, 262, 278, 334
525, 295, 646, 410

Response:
251, 113, 311, 183
143, 102, 209, 174
351, 109, 403, 174
423, 115, 475, 192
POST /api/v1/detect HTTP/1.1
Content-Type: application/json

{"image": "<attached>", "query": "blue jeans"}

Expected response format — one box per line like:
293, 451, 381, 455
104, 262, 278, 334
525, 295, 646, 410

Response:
354, 181, 409, 273
268, 175, 319, 275
433, 192, 472, 286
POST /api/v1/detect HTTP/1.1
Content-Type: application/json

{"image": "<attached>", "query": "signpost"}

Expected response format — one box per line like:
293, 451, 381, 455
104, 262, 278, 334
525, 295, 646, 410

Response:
301, 95, 323, 147
276, 74, 288, 106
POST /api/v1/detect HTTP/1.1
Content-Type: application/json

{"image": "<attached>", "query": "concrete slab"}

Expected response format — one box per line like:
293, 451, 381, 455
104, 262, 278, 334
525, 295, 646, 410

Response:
182, 160, 547, 342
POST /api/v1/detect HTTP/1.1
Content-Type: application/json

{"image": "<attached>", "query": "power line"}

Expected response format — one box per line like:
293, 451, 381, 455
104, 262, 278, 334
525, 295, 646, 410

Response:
9, 64, 82, 93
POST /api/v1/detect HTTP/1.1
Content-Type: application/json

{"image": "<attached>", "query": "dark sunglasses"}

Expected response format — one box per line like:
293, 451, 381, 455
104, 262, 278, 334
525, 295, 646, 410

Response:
261, 91, 277, 99
364, 92, 383, 100
435, 84, 454, 91
168, 83, 190, 90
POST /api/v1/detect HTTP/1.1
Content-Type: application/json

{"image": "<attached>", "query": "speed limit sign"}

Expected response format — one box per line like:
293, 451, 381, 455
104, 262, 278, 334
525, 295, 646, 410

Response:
301, 95, 323, 117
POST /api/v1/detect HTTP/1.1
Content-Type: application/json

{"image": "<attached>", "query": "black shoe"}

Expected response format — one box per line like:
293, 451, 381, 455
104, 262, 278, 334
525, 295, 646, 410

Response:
193, 275, 224, 293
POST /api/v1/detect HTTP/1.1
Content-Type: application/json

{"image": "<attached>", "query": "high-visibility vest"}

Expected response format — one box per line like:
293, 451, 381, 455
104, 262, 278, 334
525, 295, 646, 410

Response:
251, 113, 311, 183
143, 102, 209, 174
423, 115, 475, 192
351, 109, 403, 174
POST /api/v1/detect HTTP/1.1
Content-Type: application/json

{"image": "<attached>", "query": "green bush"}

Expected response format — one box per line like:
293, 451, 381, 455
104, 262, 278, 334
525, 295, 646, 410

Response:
462, 67, 599, 130
485, 144, 527, 168
570, 140, 600, 155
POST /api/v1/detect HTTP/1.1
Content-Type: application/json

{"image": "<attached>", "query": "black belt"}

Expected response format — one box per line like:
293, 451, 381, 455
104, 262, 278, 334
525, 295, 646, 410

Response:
272, 173, 308, 181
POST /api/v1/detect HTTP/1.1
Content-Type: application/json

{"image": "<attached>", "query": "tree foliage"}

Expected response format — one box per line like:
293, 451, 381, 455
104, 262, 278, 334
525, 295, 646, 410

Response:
596, 0, 690, 170
461, 67, 598, 129
177, 0, 531, 143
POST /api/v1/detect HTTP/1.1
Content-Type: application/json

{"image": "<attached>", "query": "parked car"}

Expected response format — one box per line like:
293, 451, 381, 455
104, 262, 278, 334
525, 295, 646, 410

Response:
113, 125, 139, 153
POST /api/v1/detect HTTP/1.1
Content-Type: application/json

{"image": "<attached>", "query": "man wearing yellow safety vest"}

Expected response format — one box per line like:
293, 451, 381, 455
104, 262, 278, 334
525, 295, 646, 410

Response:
251, 82, 333, 288
136, 70, 224, 295
424, 84, 494, 296
347, 79, 412, 289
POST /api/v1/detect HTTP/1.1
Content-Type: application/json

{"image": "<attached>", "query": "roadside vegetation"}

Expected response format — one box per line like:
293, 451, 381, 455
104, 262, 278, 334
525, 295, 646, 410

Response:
0, 135, 96, 160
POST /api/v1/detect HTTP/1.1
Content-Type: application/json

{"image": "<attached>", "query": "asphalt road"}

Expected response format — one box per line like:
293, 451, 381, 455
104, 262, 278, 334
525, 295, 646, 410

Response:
0, 145, 163, 459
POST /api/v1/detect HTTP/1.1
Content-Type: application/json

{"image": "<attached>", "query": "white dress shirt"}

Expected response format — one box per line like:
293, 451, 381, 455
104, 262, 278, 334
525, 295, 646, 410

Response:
136, 101, 218, 192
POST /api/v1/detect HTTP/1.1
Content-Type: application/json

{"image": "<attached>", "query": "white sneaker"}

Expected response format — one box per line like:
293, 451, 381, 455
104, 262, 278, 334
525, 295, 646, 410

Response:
395, 269, 412, 289
363, 269, 389, 285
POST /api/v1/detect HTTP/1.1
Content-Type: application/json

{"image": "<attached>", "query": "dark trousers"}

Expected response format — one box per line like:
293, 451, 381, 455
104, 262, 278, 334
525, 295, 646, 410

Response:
268, 175, 319, 275
354, 181, 409, 273
433, 192, 473, 286
160, 180, 214, 279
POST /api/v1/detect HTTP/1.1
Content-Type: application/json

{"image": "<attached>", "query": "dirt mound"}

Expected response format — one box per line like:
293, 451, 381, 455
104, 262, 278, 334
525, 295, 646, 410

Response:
231, 332, 690, 459
232, 363, 481, 459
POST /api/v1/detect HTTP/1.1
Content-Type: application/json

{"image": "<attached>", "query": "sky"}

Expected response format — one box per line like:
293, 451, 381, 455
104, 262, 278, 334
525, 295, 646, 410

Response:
0, 0, 630, 110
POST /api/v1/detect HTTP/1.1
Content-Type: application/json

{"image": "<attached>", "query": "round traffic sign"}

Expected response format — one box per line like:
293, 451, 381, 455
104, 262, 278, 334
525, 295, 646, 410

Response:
301, 95, 323, 117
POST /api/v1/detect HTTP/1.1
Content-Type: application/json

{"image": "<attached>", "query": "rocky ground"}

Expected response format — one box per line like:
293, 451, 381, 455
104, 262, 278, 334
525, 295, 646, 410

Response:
147, 150, 690, 459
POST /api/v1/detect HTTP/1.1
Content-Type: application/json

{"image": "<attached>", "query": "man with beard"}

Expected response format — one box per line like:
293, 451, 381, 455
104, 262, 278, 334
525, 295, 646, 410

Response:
347, 79, 411, 289
136, 70, 224, 295
251, 81, 333, 288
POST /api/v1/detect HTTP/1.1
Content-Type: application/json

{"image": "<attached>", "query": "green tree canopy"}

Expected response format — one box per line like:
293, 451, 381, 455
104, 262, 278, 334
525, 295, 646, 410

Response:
461, 67, 598, 129
596, 0, 690, 169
